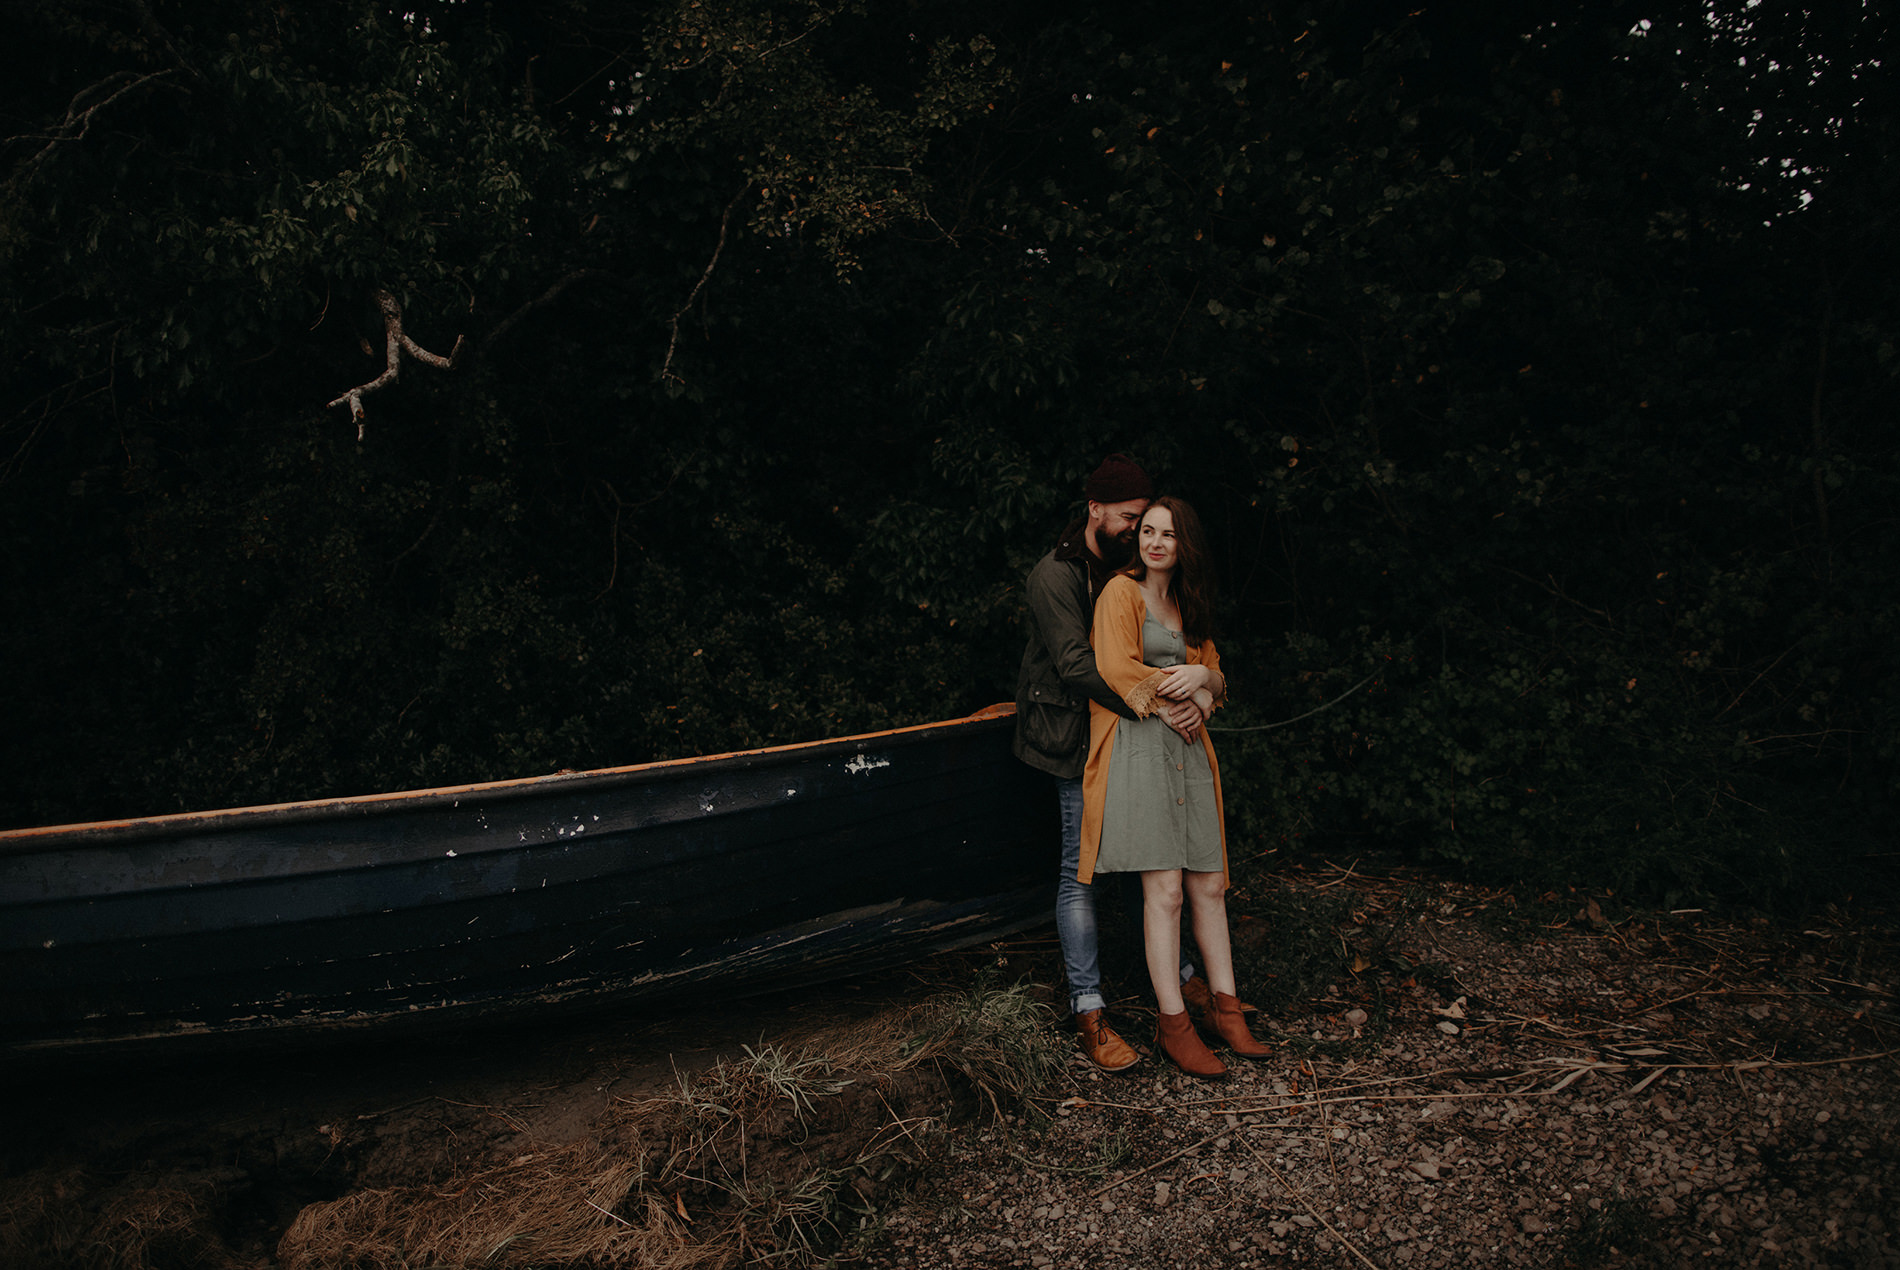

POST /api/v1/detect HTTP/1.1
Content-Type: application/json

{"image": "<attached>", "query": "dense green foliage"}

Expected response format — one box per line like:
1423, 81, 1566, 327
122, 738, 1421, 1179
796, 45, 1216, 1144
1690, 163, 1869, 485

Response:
2, 0, 1893, 906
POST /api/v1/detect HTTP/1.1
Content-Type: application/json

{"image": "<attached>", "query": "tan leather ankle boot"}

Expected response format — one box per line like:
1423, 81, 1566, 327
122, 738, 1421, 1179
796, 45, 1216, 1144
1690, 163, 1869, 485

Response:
1181, 974, 1256, 1021
1155, 1009, 1226, 1078
1211, 991, 1272, 1058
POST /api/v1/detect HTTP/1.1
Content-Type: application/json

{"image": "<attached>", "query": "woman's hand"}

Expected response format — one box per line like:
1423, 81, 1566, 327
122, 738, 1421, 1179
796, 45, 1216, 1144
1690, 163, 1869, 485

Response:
1156, 664, 1213, 699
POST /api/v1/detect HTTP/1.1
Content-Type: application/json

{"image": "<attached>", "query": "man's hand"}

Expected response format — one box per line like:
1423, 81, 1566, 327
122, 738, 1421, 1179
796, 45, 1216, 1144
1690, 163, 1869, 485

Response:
1159, 696, 1208, 744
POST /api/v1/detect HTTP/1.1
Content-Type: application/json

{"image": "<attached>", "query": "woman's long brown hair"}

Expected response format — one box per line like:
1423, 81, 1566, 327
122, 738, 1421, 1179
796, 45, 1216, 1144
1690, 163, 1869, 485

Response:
1121, 496, 1217, 646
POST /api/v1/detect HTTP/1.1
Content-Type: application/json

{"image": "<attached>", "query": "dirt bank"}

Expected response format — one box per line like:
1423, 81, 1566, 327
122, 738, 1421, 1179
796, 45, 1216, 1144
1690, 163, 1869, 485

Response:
2, 860, 1895, 1268
1, 971, 977, 1267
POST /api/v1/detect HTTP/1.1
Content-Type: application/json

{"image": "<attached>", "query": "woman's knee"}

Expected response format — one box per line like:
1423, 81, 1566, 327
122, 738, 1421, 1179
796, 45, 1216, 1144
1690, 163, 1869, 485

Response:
1184, 869, 1226, 906
1142, 871, 1185, 916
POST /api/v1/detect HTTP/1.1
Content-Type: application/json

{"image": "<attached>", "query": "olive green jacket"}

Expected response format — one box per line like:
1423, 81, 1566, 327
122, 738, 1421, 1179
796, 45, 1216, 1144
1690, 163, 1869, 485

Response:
1012, 521, 1138, 779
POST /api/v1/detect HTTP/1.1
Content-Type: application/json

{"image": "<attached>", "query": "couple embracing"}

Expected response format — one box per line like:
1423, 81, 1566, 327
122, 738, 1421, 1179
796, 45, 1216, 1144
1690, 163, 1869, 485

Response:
1014, 454, 1268, 1079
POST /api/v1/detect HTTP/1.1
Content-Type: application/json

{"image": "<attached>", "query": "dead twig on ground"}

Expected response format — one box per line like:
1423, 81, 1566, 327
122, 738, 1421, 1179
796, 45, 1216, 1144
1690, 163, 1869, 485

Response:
1086, 1126, 1231, 1200
1239, 1135, 1381, 1270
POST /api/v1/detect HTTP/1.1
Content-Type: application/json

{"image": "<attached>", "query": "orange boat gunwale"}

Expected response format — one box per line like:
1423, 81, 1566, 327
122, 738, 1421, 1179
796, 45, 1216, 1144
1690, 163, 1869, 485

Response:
2, 704, 1018, 849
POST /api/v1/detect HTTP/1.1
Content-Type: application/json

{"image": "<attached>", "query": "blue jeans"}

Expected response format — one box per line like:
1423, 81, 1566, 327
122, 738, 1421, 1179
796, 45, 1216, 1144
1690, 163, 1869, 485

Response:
1056, 775, 1194, 1015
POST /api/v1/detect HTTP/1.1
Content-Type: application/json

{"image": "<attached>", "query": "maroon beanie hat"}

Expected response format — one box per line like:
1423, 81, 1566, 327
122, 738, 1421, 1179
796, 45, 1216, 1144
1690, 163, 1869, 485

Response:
1083, 453, 1154, 504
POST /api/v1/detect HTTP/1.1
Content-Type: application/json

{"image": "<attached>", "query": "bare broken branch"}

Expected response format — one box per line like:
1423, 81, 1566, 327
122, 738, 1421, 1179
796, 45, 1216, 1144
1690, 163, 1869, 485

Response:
479, 269, 617, 360
5, 69, 177, 190
661, 188, 748, 386
326, 290, 463, 439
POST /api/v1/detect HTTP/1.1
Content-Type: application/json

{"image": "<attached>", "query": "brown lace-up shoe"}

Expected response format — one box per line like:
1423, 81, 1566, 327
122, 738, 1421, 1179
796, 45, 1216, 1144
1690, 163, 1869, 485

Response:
1155, 1009, 1226, 1078
1076, 1009, 1139, 1072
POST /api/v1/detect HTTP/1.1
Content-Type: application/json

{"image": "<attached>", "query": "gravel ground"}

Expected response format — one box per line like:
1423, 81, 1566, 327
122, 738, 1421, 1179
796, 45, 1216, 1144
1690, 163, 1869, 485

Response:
7, 860, 1893, 1269
863, 865, 1900, 1269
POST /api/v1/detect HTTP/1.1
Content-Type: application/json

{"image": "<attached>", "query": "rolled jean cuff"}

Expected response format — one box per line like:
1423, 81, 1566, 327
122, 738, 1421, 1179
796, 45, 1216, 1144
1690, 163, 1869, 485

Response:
1070, 990, 1107, 1016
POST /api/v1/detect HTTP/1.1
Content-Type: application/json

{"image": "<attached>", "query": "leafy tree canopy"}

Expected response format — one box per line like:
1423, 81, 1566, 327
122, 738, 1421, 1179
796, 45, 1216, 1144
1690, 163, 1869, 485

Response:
2, 0, 1893, 907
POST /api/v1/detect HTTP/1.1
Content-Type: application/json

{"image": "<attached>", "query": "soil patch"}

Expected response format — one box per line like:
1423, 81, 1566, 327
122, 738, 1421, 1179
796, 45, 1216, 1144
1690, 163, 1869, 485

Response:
2, 858, 1895, 1268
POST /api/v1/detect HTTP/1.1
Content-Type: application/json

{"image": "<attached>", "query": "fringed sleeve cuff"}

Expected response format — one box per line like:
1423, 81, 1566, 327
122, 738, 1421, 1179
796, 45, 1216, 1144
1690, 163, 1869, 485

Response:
1123, 670, 1169, 718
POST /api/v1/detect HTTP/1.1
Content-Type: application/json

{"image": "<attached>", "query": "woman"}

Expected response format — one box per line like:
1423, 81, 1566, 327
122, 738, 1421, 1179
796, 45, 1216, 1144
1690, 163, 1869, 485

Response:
1078, 496, 1268, 1078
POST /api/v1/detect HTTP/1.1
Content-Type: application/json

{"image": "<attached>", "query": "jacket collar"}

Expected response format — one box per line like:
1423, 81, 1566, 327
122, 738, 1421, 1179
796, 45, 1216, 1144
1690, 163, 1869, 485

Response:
1053, 517, 1091, 562
1053, 517, 1120, 604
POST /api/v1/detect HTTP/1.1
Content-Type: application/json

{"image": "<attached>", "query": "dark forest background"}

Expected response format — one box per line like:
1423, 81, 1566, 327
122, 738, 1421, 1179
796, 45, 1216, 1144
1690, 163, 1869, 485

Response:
2, 0, 1892, 909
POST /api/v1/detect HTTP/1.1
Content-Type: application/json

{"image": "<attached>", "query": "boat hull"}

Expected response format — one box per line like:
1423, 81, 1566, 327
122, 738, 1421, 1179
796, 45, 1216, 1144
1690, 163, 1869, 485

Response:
0, 709, 1053, 1056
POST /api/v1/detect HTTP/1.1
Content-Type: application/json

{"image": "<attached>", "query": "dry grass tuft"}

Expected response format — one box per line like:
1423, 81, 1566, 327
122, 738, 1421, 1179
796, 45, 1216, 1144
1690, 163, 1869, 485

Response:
277, 1140, 699, 1270
0, 1167, 250, 1270
901, 972, 1063, 1121
272, 980, 1057, 1269
0, 1166, 89, 1269
87, 1187, 239, 1270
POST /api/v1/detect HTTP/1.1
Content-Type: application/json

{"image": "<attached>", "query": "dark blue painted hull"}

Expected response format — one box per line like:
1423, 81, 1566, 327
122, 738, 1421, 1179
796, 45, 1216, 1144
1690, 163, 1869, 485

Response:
0, 708, 1053, 1056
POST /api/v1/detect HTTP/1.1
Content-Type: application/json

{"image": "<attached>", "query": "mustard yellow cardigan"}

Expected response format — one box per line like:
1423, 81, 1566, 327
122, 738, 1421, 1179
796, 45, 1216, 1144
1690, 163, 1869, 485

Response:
1078, 574, 1229, 885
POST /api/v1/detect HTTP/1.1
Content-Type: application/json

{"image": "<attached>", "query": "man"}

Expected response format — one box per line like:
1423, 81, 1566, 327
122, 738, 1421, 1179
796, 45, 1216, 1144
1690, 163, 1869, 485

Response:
1013, 454, 1217, 1071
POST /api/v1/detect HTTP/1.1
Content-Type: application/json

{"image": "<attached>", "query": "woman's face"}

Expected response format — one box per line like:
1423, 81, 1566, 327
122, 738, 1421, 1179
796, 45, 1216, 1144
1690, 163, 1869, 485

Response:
1138, 505, 1177, 573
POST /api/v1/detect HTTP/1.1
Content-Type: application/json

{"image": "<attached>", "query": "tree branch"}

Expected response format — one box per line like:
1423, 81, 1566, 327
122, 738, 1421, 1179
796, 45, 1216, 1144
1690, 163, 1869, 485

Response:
661, 188, 748, 385
326, 290, 464, 438
5, 69, 177, 190
1808, 285, 1833, 578
120, 0, 209, 85
479, 269, 617, 360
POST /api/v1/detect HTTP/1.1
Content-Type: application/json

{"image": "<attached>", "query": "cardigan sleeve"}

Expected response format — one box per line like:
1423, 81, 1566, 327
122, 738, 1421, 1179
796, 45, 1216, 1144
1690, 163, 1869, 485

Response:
1195, 637, 1225, 709
1090, 576, 1169, 715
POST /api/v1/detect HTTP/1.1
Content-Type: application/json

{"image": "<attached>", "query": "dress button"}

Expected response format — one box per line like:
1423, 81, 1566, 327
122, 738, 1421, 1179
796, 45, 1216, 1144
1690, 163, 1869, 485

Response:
1176, 762, 1184, 771
1177, 797, 1185, 805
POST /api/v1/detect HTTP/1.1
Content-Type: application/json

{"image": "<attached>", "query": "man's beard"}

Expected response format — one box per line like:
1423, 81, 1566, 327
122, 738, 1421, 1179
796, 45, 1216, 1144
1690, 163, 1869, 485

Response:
1099, 529, 1137, 568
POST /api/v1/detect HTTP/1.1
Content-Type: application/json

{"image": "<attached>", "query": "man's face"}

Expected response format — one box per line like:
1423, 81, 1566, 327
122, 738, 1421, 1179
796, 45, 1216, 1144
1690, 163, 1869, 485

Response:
1088, 498, 1150, 564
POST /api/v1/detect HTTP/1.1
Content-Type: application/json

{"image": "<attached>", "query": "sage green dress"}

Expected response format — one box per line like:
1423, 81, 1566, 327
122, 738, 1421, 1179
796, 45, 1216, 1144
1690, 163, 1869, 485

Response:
1090, 614, 1224, 875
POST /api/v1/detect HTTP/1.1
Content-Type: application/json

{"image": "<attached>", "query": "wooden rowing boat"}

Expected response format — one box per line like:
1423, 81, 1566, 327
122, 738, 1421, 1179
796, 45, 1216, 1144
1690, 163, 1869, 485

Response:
0, 706, 1049, 1057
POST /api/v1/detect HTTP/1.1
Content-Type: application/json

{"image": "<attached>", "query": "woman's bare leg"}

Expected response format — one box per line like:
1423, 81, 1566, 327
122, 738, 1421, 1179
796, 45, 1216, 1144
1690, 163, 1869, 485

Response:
1142, 869, 1187, 1014
1185, 869, 1270, 1057
1185, 870, 1236, 996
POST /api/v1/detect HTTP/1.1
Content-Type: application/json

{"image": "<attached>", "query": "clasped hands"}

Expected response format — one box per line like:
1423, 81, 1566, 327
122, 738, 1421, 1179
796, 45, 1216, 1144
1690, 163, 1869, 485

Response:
1153, 664, 1217, 744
